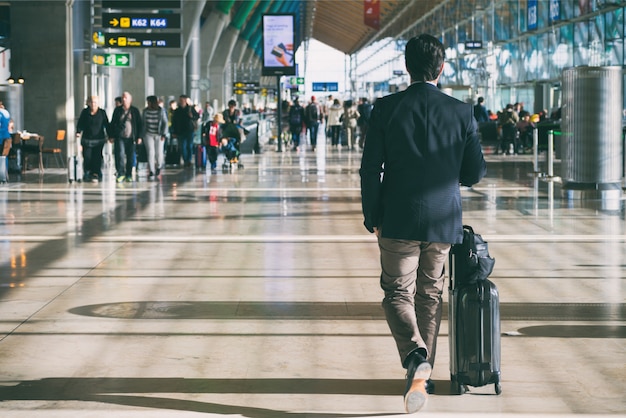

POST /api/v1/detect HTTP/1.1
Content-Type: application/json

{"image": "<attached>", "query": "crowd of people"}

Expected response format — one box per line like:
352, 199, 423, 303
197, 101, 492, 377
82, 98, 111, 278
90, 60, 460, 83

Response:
2, 87, 563, 185
2, 92, 377, 182
472, 97, 557, 155
74, 93, 247, 182
280, 95, 373, 152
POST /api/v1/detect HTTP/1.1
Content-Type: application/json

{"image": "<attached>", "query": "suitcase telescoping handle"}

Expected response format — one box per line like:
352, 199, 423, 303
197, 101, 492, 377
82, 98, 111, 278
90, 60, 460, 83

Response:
449, 225, 475, 291
449, 252, 456, 291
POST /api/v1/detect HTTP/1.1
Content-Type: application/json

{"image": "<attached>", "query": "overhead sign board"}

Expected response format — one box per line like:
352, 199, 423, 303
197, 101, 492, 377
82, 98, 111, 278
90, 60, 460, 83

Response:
234, 89, 259, 95
233, 81, 260, 95
92, 52, 132, 67
464, 40, 483, 49
103, 13, 181, 29
102, 0, 181, 9
288, 77, 304, 85
233, 81, 259, 89
312, 82, 338, 92
105, 33, 181, 48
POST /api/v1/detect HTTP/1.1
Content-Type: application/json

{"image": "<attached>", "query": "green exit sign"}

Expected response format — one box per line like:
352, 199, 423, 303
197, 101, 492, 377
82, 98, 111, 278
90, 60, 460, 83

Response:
289, 76, 304, 85
92, 53, 132, 67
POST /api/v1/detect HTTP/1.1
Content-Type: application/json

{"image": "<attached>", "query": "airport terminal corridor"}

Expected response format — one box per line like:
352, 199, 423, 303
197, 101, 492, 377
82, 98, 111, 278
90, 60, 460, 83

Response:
0, 139, 624, 417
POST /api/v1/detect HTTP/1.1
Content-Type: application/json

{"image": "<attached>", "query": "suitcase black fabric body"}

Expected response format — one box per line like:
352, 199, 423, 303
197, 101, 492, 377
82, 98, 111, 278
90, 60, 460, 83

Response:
8, 148, 21, 173
165, 139, 180, 166
449, 225, 501, 395
136, 143, 148, 163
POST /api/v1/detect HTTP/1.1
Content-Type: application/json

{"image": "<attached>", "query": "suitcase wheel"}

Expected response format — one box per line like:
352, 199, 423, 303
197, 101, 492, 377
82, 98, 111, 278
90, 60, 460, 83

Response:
495, 382, 502, 395
450, 376, 467, 395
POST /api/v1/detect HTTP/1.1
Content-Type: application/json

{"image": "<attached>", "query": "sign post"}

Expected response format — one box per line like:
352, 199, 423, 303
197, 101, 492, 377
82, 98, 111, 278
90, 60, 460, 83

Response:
277, 77, 282, 151
262, 14, 296, 153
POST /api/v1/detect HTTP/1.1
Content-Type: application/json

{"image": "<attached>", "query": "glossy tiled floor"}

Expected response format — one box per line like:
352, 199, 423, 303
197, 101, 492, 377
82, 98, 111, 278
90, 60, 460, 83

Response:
0, 134, 624, 417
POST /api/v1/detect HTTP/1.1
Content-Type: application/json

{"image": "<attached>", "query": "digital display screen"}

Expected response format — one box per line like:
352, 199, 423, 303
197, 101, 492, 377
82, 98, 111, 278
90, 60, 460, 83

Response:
262, 14, 296, 76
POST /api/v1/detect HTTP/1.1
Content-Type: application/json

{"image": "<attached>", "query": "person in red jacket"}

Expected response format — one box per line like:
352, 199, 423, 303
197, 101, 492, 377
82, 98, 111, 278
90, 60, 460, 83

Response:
203, 113, 224, 174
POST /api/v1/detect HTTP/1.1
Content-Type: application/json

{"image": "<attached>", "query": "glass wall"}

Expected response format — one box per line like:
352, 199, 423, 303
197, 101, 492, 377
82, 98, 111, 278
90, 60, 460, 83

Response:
354, 0, 626, 114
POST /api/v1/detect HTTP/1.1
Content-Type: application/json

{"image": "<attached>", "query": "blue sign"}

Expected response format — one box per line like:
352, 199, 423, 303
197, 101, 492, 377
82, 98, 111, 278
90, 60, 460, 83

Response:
373, 81, 389, 93
528, 0, 538, 30
312, 82, 338, 92
549, 0, 560, 23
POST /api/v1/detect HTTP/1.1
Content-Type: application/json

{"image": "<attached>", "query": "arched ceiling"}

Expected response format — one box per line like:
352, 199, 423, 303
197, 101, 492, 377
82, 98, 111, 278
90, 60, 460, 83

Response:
207, 0, 442, 56
309, 0, 440, 54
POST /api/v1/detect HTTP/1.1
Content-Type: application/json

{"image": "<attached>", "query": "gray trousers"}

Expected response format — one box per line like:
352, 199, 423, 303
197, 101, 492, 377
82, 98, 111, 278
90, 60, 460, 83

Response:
378, 237, 451, 368
144, 133, 164, 175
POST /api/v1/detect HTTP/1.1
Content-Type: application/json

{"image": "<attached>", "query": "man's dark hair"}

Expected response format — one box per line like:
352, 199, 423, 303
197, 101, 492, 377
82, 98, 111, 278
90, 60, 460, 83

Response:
477, 97, 485, 104
405, 34, 445, 82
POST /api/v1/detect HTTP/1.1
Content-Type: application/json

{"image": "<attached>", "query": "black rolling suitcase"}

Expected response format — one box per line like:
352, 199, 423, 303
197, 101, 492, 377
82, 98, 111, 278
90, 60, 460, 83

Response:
165, 137, 180, 166
449, 225, 501, 395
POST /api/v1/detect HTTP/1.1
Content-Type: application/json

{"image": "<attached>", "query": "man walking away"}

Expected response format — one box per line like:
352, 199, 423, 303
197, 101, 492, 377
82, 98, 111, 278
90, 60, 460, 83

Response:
473, 96, 489, 123
357, 97, 372, 149
360, 34, 486, 414
305, 96, 322, 151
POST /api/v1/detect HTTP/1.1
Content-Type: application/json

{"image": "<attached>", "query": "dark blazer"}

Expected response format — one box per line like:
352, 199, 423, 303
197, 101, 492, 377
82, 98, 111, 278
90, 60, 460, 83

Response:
360, 82, 486, 244
172, 105, 200, 136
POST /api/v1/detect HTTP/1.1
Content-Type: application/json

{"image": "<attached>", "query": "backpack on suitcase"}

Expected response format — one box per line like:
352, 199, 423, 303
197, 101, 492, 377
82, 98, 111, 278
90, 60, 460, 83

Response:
449, 225, 501, 395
